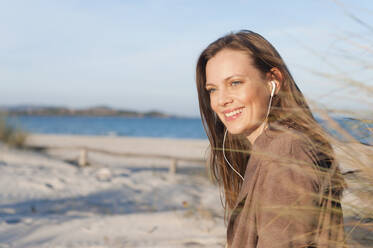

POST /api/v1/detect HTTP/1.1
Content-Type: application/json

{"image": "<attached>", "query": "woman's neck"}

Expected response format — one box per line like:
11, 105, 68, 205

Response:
246, 121, 268, 145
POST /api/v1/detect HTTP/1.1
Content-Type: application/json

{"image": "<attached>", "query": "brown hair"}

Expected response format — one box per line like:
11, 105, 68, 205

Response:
196, 30, 344, 217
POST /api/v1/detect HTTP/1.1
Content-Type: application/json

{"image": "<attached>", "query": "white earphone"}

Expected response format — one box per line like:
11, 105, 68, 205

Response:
223, 80, 277, 181
223, 130, 244, 181
270, 80, 276, 97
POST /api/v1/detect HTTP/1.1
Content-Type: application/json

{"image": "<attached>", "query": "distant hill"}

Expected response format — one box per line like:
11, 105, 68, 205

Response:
0, 105, 171, 118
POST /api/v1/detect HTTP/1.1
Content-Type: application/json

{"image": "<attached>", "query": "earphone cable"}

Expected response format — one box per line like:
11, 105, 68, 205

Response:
223, 129, 245, 181
222, 84, 275, 182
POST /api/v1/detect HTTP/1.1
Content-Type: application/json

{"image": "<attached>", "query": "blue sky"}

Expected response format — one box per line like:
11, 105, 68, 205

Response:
1, 0, 372, 117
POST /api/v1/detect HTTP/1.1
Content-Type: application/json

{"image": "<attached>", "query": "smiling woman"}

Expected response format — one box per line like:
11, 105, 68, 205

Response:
205, 49, 279, 143
196, 30, 346, 247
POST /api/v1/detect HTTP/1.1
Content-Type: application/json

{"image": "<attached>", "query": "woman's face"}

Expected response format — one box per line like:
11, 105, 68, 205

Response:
205, 49, 272, 139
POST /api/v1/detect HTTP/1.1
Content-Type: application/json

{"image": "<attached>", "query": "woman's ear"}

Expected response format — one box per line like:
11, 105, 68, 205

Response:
266, 67, 283, 95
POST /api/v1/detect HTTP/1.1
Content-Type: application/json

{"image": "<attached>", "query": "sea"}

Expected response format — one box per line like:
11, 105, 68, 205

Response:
6, 115, 373, 145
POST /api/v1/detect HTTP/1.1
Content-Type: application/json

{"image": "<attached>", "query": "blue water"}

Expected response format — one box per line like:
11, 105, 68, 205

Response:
318, 117, 373, 145
6, 115, 373, 144
8, 116, 207, 139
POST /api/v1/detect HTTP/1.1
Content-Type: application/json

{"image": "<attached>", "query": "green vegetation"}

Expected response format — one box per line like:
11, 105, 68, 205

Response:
0, 113, 28, 148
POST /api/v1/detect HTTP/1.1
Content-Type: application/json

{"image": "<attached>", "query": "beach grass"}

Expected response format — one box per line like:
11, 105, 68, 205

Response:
0, 113, 28, 148
306, 11, 373, 245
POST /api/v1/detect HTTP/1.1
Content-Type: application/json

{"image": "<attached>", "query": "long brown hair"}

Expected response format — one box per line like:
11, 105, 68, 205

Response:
195, 30, 344, 215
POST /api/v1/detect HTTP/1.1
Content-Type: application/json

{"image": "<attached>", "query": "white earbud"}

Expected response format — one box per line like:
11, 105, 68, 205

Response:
270, 81, 276, 97
265, 80, 276, 121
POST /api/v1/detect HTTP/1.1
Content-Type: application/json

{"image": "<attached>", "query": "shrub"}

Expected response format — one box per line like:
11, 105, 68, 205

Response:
0, 113, 28, 148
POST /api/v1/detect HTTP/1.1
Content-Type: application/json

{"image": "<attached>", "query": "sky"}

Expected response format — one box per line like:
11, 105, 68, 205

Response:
1, 0, 373, 117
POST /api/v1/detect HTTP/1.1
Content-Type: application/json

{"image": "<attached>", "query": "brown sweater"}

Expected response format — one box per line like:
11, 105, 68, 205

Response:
226, 127, 345, 248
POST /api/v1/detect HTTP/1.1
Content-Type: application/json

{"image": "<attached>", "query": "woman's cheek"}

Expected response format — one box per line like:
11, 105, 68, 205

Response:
210, 96, 219, 113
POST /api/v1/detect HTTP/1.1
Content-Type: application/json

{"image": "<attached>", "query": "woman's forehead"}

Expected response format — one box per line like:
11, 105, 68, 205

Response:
205, 49, 260, 84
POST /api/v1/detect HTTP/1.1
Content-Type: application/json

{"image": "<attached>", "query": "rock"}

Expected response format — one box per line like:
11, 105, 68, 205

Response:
95, 168, 112, 181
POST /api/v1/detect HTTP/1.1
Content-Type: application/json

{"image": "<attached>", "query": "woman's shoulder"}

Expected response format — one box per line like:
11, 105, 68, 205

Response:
254, 126, 324, 186
254, 126, 314, 158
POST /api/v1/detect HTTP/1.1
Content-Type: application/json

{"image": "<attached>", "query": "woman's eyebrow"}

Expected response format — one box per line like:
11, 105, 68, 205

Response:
206, 74, 244, 86
224, 74, 244, 82
205, 82, 216, 87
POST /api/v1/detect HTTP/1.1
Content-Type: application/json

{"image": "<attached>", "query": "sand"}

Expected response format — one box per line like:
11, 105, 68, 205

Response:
1, 134, 372, 247
0, 134, 225, 248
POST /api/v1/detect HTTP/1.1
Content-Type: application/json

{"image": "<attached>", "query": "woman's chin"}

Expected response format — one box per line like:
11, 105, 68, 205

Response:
226, 124, 259, 137
226, 126, 248, 136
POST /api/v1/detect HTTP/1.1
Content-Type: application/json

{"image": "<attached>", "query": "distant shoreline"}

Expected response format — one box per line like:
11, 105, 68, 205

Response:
5, 113, 200, 119
0, 105, 174, 118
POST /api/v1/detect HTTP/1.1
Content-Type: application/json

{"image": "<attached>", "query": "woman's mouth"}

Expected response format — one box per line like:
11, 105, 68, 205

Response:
224, 108, 243, 121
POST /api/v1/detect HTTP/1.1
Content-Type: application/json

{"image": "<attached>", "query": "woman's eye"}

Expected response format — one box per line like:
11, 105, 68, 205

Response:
206, 88, 216, 94
231, 81, 241, 86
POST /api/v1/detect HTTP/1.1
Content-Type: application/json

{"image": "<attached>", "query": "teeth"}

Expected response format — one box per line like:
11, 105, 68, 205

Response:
225, 108, 243, 117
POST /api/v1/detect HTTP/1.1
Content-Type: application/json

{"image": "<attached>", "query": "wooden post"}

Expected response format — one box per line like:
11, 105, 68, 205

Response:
78, 148, 88, 167
169, 159, 177, 175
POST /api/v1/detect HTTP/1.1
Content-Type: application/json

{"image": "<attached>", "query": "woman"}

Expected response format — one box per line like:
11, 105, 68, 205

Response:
195, 30, 345, 247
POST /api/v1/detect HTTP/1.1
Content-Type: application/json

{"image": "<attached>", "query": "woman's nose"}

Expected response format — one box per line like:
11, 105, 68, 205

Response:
218, 89, 233, 106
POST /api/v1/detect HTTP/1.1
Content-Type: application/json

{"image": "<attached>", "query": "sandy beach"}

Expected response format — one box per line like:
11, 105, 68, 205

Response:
1, 134, 372, 247
0, 134, 226, 248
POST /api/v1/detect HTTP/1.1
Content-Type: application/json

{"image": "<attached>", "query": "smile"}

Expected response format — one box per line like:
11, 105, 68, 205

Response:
224, 108, 243, 118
